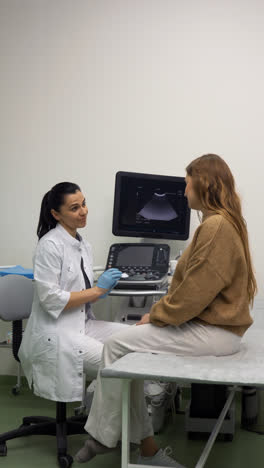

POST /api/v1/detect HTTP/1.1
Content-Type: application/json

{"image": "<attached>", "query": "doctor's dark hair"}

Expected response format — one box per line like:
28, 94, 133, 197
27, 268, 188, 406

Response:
186, 154, 257, 305
37, 182, 81, 240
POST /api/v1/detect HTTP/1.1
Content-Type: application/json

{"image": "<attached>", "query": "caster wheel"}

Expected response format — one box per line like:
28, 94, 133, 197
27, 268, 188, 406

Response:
12, 386, 20, 396
0, 443, 7, 456
224, 433, 233, 442
19, 422, 30, 427
58, 454, 73, 468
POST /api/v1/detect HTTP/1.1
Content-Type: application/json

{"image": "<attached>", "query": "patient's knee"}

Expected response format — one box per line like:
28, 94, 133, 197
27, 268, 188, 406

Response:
102, 333, 127, 365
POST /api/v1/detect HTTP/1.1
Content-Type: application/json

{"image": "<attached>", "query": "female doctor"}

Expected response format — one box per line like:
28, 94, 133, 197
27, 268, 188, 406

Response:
19, 182, 127, 403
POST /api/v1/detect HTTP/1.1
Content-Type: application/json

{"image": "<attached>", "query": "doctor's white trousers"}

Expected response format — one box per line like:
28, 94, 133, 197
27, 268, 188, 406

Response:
85, 320, 241, 447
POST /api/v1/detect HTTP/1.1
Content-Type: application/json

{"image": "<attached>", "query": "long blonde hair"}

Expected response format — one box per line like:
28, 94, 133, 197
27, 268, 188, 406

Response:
186, 154, 257, 305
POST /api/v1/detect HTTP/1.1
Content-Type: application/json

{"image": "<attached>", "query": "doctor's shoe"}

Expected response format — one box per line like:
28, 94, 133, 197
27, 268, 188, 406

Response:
137, 447, 184, 467
145, 381, 178, 433
74, 436, 115, 463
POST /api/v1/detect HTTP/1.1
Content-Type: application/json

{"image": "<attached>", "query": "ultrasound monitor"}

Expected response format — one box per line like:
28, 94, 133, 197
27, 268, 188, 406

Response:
112, 171, 190, 240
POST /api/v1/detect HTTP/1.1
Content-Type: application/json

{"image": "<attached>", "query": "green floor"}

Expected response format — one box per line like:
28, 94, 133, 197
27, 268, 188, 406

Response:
0, 376, 263, 468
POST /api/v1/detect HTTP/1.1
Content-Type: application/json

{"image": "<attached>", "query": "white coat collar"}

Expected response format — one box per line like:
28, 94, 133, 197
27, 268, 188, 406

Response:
55, 223, 83, 249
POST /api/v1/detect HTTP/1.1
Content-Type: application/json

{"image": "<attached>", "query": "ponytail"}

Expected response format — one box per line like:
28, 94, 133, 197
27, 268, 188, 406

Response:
37, 182, 81, 240
37, 191, 57, 239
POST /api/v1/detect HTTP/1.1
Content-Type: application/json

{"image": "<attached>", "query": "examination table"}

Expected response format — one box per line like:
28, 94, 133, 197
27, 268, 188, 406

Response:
101, 326, 264, 468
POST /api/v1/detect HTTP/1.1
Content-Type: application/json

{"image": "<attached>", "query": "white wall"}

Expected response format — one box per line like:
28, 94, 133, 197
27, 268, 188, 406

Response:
1, 0, 264, 374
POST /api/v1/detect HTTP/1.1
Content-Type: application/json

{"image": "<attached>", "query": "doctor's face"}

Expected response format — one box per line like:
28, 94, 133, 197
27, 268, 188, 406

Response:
51, 191, 88, 237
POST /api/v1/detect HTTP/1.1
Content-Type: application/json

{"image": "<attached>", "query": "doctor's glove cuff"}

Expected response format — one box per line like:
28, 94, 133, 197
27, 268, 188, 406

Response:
97, 268, 122, 290
99, 278, 119, 299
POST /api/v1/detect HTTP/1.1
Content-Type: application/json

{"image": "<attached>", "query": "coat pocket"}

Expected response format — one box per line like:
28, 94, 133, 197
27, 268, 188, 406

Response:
31, 332, 57, 362
31, 333, 58, 398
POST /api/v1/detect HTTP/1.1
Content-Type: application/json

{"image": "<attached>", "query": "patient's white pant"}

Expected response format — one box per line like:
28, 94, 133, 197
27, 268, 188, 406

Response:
85, 320, 241, 447
83, 320, 129, 378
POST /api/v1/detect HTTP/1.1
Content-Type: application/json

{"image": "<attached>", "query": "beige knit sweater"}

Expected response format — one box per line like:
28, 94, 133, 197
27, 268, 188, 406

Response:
150, 213, 253, 337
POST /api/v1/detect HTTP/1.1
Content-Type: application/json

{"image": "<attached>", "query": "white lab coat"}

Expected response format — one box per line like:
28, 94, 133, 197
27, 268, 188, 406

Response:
19, 223, 94, 402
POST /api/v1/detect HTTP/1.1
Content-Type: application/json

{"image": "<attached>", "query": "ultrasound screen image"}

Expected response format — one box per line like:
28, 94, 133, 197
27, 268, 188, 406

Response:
113, 172, 190, 240
138, 192, 178, 221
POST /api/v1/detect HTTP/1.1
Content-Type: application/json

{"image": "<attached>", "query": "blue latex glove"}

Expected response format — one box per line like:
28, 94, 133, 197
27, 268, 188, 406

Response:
99, 279, 119, 299
97, 268, 122, 297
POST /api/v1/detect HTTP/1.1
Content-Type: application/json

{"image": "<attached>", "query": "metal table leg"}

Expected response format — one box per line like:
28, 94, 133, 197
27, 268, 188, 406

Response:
195, 386, 237, 468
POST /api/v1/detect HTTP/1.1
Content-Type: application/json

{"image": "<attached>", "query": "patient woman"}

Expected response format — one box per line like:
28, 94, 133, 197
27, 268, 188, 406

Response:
75, 154, 257, 467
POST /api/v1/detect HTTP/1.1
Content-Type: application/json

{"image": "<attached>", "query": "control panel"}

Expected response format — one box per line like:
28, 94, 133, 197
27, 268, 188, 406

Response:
106, 243, 170, 289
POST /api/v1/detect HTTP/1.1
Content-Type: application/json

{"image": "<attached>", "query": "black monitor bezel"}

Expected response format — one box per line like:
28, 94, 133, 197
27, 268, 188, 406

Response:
112, 171, 190, 240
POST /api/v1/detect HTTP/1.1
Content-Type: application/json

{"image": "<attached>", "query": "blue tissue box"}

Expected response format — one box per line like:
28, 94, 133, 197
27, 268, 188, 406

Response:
0, 265, 34, 279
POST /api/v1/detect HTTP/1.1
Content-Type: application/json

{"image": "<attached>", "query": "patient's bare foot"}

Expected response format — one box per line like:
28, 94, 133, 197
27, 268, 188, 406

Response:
74, 436, 115, 463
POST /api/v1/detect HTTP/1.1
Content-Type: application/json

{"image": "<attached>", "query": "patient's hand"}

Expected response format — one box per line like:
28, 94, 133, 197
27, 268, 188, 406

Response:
136, 313, 150, 326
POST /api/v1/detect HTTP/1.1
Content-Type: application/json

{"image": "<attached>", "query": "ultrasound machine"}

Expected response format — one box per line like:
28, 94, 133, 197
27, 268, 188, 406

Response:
106, 172, 235, 439
106, 171, 190, 320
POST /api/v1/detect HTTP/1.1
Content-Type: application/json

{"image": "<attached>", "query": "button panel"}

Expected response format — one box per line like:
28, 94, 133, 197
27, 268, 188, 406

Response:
106, 243, 170, 286
115, 266, 162, 280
